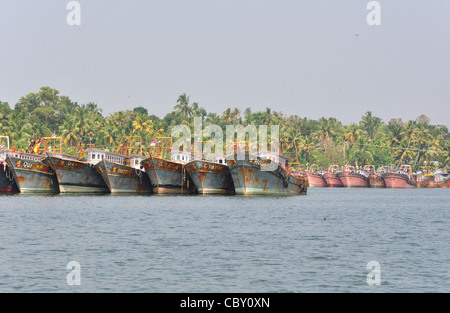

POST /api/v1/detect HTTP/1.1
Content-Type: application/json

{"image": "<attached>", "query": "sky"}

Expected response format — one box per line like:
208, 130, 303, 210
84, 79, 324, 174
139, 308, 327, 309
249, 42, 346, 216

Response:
0, 0, 449, 126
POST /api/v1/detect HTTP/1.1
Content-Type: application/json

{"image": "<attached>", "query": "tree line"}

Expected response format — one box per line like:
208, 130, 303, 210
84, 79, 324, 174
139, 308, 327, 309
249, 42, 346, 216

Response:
0, 87, 449, 171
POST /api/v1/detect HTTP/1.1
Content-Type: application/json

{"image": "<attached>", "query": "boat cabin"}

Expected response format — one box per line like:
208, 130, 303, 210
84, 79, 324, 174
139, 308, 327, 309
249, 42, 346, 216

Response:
86, 148, 126, 166
171, 150, 194, 163
127, 154, 146, 169
4, 150, 43, 162
255, 149, 290, 169
213, 154, 227, 164
86, 148, 109, 165
86, 148, 145, 168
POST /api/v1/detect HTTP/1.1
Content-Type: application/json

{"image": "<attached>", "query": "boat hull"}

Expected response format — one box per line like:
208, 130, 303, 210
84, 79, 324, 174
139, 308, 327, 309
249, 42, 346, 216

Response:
383, 173, 417, 188
184, 160, 234, 194
141, 157, 194, 194
322, 172, 343, 187
304, 171, 327, 187
227, 158, 307, 196
0, 164, 19, 192
95, 159, 152, 193
337, 172, 369, 188
368, 173, 386, 188
417, 178, 450, 188
43, 156, 109, 193
5, 156, 59, 193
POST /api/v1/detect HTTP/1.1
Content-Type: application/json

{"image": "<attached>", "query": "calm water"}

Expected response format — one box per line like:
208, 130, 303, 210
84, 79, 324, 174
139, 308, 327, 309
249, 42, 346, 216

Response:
0, 188, 449, 293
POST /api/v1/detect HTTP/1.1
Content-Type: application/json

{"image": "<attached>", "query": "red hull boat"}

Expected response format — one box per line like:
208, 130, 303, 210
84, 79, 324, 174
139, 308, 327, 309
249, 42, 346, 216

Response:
383, 165, 416, 188
322, 165, 343, 187
337, 166, 369, 188
383, 174, 417, 188
304, 165, 327, 187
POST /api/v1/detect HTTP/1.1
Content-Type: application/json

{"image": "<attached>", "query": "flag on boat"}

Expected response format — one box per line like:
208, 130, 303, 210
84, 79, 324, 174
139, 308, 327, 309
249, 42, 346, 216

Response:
51, 132, 56, 139
150, 140, 156, 146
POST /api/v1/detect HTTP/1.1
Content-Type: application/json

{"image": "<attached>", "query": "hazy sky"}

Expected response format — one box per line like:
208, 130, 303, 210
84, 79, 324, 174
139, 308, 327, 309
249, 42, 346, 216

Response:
1, 0, 449, 126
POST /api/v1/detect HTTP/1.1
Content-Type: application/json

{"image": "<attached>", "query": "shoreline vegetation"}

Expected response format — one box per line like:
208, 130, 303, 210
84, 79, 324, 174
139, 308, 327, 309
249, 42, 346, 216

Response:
1, 87, 449, 171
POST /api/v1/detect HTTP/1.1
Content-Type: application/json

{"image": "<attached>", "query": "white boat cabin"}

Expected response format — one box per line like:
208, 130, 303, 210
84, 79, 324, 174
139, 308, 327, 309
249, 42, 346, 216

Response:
128, 154, 147, 169
213, 154, 227, 165
171, 150, 194, 163
0, 149, 43, 162
85, 148, 145, 169
255, 150, 290, 168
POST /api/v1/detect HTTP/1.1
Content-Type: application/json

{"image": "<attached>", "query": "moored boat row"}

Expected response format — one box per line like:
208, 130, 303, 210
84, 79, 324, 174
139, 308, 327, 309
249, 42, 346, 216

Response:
0, 136, 308, 196
304, 163, 450, 188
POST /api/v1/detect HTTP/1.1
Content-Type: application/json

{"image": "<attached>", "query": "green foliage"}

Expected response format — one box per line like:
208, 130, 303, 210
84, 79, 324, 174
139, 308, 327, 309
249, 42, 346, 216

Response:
1, 87, 449, 171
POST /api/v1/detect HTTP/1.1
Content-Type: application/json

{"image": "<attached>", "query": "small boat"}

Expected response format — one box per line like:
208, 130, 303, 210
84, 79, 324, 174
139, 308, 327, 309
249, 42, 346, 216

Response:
227, 148, 308, 196
184, 154, 234, 195
304, 164, 327, 187
4, 137, 59, 193
93, 137, 152, 193
322, 165, 343, 187
383, 165, 417, 188
0, 136, 19, 193
42, 146, 109, 193
140, 137, 195, 194
364, 165, 386, 188
337, 165, 369, 188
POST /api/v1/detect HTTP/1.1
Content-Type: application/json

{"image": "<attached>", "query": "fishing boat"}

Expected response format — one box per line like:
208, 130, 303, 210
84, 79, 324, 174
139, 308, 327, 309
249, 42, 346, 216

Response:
42, 142, 109, 193
94, 136, 152, 193
140, 137, 195, 194
364, 165, 386, 188
337, 165, 369, 188
322, 165, 343, 187
304, 164, 327, 187
383, 165, 417, 188
184, 153, 234, 195
417, 167, 450, 188
226, 141, 307, 196
0, 136, 19, 193
4, 137, 59, 193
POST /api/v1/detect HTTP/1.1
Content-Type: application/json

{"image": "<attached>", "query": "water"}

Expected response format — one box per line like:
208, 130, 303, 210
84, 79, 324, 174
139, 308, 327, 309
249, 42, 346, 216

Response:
0, 188, 449, 293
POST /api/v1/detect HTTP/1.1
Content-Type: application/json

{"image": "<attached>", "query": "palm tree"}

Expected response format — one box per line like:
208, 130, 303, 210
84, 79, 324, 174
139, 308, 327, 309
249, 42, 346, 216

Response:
59, 117, 80, 148
132, 114, 152, 135
360, 111, 382, 140
387, 118, 404, 146
174, 93, 193, 118
343, 124, 363, 146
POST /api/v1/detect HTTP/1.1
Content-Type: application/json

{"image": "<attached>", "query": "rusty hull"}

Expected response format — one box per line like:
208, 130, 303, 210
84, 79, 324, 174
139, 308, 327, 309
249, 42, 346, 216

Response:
43, 155, 109, 193
5, 155, 59, 193
140, 157, 194, 194
184, 160, 234, 194
368, 173, 386, 188
417, 177, 450, 188
227, 156, 307, 196
95, 159, 152, 193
